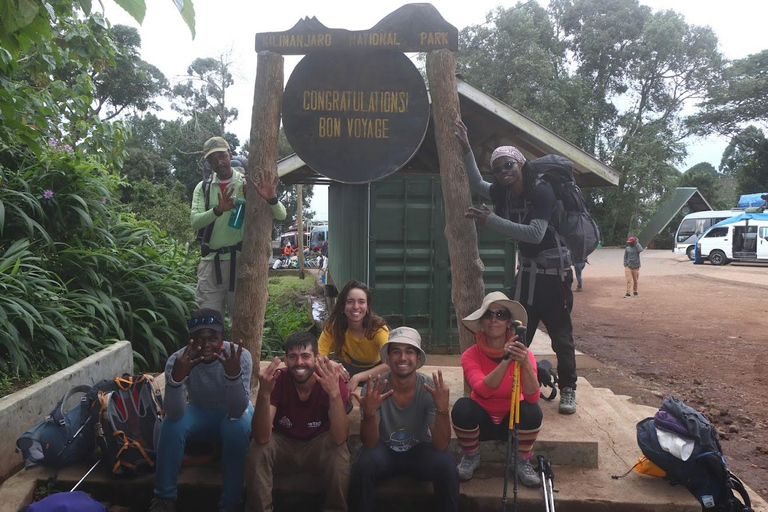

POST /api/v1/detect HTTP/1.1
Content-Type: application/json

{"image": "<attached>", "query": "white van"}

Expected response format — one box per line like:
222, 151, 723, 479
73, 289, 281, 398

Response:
673, 210, 743, 260
696, 213, 768, 265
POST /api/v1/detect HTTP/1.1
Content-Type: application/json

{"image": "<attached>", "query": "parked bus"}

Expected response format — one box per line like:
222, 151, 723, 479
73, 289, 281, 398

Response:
673, 210, 742, 260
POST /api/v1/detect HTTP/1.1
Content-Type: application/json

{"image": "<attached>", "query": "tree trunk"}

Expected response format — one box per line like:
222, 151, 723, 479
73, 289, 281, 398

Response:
297, 184, 305, 280
232, 51, 283, 384
426, 49, 486, 354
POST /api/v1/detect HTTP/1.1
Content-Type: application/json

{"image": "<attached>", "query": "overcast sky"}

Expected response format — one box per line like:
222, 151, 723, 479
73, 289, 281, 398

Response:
103, 0, 767, 220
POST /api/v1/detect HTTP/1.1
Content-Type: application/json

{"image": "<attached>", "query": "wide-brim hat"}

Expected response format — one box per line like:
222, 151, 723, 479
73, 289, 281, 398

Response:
462, 291, 528, 333
380, 326, 426, 369
203, 136, 230, 160
188, 308, 224, 334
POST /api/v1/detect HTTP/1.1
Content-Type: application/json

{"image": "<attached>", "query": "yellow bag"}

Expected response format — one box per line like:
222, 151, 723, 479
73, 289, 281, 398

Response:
634, 455, 666, 478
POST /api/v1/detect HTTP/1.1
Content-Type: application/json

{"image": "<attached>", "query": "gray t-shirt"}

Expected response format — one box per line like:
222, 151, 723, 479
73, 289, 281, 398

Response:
363, 372, 436, 452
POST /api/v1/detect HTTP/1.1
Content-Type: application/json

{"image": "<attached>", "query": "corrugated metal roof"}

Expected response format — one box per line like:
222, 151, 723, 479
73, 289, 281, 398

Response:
637, 188, 712, 246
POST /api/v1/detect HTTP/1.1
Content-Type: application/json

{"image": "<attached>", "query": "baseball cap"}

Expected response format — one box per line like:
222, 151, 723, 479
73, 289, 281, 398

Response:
188, 308, 224, 334
203, 137, 230, 160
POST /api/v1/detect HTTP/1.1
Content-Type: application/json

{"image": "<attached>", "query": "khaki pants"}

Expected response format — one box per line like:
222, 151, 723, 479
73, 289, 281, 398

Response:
196, 258, 237, 316
245, 431, 350, 512
625, 267, 640, 294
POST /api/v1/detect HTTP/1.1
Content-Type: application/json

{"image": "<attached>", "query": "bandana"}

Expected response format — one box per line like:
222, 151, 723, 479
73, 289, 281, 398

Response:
490, 146, 526, 168
475, 331, 516, 360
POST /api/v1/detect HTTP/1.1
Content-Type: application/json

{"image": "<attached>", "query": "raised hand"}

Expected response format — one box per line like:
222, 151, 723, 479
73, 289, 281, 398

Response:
351, 375, 393, 417
252, 168, 278, 202
465, 204, 493, 226
455, 119, 471, 153
314, 355, 342, 399
171, 339, 204, 383
216, 185, 235, 213
258, 356, 282, 396
218, 340, 244, 378
424, 369, 450, 412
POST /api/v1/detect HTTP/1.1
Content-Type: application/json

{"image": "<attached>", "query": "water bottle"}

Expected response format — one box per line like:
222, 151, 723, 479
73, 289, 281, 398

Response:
228, 198, 246, 229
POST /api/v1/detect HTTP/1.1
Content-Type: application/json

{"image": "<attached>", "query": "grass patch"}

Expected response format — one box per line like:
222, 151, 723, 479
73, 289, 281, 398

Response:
0, 364, 58, 398
262, 275, 319, 359
267, 275, 318, 303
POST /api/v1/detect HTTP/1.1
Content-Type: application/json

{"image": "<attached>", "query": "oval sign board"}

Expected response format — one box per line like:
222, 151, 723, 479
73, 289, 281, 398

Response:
283, 50, 430, 184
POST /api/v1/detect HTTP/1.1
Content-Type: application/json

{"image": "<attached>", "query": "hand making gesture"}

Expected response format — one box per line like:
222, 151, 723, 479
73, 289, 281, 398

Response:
424, 369, 450, 413
252, 168, 279, 202
218, 340, 244, 378
258, 356, 282, 396
314, 355, 342, 400
466, 203, 493, 226
171, 338, 205, 383
351, 375, 393, 417
215, 185, 235, 214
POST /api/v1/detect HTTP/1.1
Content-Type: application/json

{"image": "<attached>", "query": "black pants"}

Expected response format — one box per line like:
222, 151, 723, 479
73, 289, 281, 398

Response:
349, 442, 459, 512
512, 270, 577, 390
451, 397, 542, 437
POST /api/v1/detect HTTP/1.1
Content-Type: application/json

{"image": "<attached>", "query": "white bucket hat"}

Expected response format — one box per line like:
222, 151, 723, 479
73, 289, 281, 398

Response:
462, 291, 528, 333
379, 326, 426, 369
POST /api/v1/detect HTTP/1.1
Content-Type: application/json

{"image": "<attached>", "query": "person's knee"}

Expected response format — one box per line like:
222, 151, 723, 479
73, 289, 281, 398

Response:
450, 397, 477, 428
432, 450, 458, 480
220, 410, 252, 447
352, 446, 384, 477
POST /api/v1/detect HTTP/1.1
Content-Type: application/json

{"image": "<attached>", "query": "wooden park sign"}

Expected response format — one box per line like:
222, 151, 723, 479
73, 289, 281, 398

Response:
257, 4, 456, 183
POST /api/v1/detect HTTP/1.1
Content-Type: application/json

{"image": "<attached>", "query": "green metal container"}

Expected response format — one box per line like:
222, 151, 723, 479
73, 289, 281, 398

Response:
328, 174, 516, 352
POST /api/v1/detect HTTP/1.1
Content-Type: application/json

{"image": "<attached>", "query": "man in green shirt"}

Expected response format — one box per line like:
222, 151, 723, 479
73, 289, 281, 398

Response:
191, 136, 287, 317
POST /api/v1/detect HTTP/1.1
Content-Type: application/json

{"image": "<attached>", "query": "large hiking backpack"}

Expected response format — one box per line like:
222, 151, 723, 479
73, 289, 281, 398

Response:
527, 155, 600, 264
16, 385, 96, 469
637, 396, 752, 512
91, 374, 164, 476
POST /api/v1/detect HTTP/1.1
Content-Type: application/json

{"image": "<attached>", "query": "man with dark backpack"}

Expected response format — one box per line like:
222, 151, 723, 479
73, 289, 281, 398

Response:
192, 137, 287, 320
150, 308, 253, 512
457, 120, 585, 415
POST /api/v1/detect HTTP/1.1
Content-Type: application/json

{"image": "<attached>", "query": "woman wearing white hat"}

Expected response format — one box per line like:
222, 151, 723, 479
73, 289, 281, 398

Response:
451, 292, 542, 486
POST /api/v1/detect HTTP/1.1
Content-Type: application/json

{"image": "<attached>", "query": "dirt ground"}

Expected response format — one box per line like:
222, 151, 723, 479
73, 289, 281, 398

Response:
569, 248, 768, 499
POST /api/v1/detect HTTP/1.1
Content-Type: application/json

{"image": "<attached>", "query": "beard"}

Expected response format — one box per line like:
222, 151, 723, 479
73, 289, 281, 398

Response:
289, 364, 315, 384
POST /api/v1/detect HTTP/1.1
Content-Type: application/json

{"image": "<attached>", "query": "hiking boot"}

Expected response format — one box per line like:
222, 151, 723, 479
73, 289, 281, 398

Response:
624, 293, 631, 298
457, 452, 482, 481
576, 285, 583, 292
633, 292, 639, 296
515, 458, 541, 487
150, 497, 176, 512
559, 387, 576, 415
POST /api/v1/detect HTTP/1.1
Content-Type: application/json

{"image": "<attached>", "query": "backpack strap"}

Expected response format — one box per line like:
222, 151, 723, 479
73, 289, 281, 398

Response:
51, 385, 93, 426
728, 471, 753, 511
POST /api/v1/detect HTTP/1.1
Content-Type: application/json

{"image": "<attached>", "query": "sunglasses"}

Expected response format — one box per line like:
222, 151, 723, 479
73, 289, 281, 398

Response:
491, 161, 517, 174
481, 309, 512, 320
188, 316, 219, 328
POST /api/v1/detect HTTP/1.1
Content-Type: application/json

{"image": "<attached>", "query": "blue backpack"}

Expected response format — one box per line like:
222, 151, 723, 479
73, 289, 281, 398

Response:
637, 396, 752, 512
16, 385, 96, 469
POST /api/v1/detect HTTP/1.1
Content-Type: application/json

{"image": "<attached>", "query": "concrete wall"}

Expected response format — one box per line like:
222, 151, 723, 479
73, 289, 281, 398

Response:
0, 340, 133, 482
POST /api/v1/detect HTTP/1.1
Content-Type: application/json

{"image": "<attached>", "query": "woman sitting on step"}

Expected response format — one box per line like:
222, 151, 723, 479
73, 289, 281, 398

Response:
318, 279, 389, 393
451, 291, 543, 486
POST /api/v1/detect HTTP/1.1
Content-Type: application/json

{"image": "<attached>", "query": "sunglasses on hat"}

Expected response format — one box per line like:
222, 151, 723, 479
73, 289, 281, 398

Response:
481, 309, 512, 320
188, 316, 219, 328
492, 161, 516, 174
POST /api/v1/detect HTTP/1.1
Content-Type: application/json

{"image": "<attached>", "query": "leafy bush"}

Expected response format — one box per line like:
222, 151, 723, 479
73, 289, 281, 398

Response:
262, 276, 318, 358
0, 142, 196, 376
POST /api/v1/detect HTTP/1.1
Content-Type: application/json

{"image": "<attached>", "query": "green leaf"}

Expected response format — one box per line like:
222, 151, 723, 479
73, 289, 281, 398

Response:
78, 0, 92, 15
0, 0, 39, 34
113, 0, 146, 24
172, 0, 196, 40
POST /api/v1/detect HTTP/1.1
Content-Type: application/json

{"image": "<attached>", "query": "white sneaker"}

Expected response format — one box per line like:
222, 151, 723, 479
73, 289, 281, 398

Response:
457, 452, 481, 481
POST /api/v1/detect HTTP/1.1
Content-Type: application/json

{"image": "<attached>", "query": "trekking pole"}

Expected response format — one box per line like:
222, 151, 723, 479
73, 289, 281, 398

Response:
537, 455, 550, 512
501, 345, 522, 511
70, 459, 100, 492
544, 457, 556, 512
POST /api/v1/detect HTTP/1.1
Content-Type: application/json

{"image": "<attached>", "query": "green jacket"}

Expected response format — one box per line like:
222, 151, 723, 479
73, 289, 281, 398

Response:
190, 169, 287, 261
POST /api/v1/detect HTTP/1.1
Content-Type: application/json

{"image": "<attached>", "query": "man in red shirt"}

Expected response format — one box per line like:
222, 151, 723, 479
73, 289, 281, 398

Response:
246, 332, 350, 512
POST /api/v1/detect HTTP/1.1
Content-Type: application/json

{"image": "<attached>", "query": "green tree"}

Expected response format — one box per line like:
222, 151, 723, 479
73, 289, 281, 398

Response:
92, 25, 169, 121
720, 127, 768, 196
690, 50, 768, 136
679, 162, 730, 209
172, 54, 238, 133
